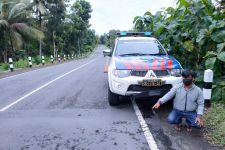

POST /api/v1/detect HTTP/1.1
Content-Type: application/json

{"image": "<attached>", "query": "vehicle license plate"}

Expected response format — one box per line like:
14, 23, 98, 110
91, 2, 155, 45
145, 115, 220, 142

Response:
141, 79, 162, 87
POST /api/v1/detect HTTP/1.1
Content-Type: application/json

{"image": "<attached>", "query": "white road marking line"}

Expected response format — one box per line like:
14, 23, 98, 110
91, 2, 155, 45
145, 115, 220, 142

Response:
131, 98, 159, 150
0, 60, 77, 80
0, 59, 96, 112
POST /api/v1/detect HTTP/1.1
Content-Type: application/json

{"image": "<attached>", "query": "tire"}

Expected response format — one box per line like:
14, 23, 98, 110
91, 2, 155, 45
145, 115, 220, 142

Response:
108, 87, 120, 106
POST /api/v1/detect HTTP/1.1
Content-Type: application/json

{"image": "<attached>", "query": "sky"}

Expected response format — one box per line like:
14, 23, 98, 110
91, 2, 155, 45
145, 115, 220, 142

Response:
71, 0, 177, 35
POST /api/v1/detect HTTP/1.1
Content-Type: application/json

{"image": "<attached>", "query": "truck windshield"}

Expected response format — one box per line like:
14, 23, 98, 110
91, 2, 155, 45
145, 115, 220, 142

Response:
115, 40, 166, 56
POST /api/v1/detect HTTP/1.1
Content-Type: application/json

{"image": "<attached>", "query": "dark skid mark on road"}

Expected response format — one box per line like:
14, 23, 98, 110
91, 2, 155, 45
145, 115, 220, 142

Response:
62, 89, 82, 109
19, 132, 88, 150
135, 100, 155, 119
135, 99, 174, 150
155, 129, 174, 150
48, 96, 67, 109
135, 99, 223, 150
16, 125, 148, 150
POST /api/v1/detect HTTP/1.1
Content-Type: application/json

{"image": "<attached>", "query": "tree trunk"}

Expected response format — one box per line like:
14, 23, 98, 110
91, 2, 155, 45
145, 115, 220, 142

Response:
55, 48, 58, 60
39, 38, 42, 57
8, 32, 14, 63
39, 12, 42, 57
78, 37, 80, 56
3, 50, 8, 63
53, 31, 56, 59
9, 32, 14, 52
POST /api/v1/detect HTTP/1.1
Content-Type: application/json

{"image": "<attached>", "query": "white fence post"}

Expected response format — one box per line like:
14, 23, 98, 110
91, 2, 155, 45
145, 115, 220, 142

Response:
42, 56, 45, 65
9, 58, 14, 72
58, 55, 61, 62
51, 55, 54, 64
28, 56, 32, 68
64, 54, 66, 61
203, 69, 213, 107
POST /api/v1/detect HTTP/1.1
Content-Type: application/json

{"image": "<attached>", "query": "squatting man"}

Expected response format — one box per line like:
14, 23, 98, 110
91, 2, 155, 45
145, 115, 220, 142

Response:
152, 69, 204, 131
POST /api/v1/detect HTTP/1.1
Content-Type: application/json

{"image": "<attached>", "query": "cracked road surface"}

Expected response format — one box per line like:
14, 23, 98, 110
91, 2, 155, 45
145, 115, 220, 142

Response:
0, 46, 223, 150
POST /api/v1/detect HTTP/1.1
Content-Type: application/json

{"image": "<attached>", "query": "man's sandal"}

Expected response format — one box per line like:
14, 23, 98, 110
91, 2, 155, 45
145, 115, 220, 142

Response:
174, 124, 181, 131
187, 126, 192, 132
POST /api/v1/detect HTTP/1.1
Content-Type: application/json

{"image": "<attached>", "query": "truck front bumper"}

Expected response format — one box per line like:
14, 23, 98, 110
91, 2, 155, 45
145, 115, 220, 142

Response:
125, 84, 172, 98
109, 75, 182, 98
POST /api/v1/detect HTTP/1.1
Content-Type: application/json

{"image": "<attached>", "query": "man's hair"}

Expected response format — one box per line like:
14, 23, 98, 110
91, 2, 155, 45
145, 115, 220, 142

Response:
182, 69, 196, 78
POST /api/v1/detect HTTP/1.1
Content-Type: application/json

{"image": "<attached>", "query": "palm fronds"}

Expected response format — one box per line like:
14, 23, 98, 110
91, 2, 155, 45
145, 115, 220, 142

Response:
0, 1, 44, 51
11, 23, 44, 40
8, 3, 27, 20
0, 20, 9, 28
10, 29, 23, 49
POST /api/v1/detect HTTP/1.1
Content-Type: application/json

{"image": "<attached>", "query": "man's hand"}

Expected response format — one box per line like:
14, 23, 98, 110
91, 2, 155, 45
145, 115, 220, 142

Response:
152, 102, 161, 110
195, 116, 204, 127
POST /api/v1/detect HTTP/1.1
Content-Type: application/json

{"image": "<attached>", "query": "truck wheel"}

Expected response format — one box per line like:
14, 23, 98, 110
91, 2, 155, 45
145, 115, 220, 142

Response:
108, 88, 120, 106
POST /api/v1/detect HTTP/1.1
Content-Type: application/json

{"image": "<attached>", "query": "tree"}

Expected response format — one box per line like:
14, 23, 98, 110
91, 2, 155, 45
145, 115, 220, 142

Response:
99, 34, 107, 45
133, 12, 154, 32
133, 16, 144, 32
29, 0, 47, 57
45, 0, 66, 58
215, 0, 225, 10
70, 0, 92, 55
0, 0, 97, 63
0, 0, 44, 62
106, 29, 120, 49
133, 0, 225, 102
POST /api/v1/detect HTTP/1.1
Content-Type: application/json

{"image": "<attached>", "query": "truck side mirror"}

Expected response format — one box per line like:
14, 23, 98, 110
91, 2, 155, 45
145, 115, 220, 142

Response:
166, 48, 172, 54
103, 49, 112, 57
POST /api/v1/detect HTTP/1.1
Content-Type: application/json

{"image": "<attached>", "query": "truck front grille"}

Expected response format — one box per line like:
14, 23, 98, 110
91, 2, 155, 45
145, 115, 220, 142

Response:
127, 84, 172, 92
153, 70, 170, 77
130, 71, 148, 77
130, 70, 169, 77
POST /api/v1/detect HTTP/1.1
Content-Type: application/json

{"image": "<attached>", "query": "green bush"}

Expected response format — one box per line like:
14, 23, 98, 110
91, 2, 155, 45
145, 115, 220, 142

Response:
212, 80, 225, 103
84, 45, 93, 52
0, 63, 9, 71
14, 59, 27, 69
33, 56, 41, 65
45, 56, 51, 63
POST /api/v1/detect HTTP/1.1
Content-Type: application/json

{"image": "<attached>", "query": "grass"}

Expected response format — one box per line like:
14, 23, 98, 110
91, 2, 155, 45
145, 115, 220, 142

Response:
204, 102, 225, 147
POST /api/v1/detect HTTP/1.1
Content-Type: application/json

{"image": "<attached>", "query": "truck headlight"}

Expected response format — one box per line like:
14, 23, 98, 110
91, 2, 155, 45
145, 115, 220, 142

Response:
170, 69, 181, 77
113, 69, 131, 78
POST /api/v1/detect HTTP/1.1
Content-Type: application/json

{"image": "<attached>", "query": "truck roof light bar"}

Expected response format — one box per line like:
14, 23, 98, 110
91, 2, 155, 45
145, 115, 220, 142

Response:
117, 32, 152, 37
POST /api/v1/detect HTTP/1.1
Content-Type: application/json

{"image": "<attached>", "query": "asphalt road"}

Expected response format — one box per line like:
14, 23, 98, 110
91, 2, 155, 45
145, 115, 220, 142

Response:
0, 46, 223, 150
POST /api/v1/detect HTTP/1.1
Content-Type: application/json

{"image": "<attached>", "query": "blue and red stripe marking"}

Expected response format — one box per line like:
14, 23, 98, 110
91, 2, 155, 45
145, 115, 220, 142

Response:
116, 56, 181, 70
160, 59, 166, 70
123, 60, 132, 70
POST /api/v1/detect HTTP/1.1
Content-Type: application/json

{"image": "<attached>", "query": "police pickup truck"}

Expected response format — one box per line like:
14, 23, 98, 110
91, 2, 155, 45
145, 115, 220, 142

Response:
103, 32, 182, 106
